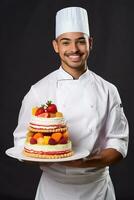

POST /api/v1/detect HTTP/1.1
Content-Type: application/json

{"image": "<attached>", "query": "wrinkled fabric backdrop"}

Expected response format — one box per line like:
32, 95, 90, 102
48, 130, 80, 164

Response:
1, 0, 134, 199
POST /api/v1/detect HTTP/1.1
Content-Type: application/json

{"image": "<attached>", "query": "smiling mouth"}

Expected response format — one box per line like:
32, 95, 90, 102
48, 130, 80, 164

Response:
66, 53, 82, 61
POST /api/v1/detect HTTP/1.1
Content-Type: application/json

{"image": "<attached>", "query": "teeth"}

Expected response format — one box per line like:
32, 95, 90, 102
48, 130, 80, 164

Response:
69, 55, 80, 58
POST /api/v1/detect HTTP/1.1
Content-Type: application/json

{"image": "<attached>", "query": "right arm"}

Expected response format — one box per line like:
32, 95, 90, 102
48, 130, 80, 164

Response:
13, 87, 39, 147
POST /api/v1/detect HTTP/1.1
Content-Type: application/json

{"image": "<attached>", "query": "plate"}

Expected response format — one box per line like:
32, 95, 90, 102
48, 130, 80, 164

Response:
5, 146, 90, 162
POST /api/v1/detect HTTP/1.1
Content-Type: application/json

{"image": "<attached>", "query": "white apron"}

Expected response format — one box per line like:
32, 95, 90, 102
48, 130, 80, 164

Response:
35, 165, 115, 200
35, 76, 116, 200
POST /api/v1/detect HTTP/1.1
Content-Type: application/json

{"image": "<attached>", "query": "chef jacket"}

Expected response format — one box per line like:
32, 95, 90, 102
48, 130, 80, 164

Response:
13, 67, 129, 200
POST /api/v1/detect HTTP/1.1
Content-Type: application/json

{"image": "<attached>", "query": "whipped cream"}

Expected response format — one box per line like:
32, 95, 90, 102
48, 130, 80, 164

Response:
24, 141, 72, 152
29, 115, 66, 129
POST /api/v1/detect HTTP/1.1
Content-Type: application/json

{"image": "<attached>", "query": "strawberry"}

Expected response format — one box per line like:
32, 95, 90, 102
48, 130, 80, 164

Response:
38, 112, 50, 118
35, 106, 45, 116
48, 138, 57, 145
59, 137, 68, 144
46, 101, 57, 113
30, 137, 37, 144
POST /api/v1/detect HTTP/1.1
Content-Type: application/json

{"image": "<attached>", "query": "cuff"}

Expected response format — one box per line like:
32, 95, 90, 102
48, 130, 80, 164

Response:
104, 138, 128, 158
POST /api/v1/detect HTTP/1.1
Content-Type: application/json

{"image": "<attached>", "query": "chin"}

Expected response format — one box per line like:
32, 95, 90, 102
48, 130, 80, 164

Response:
68, 64, 85, 70
62, 60, 86, 70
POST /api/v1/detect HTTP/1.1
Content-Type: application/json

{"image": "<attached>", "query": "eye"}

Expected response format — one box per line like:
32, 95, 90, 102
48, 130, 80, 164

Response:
78, 39, 86, 44
61, 41, 70, 45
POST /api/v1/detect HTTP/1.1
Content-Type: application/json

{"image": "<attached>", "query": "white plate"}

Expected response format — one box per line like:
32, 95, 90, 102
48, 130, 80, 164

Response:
5, 146, 90, 162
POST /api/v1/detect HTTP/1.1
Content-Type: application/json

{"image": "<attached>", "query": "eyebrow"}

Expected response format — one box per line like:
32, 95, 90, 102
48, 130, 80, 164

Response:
59, 37, 86, 42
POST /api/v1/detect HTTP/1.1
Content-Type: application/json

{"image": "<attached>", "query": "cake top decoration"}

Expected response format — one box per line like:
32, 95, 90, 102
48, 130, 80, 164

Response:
32, 101, 63, 118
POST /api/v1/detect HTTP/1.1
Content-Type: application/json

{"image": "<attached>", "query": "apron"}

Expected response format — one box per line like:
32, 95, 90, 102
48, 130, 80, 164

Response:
35, 77, 116, 200
35, 165, 115, 200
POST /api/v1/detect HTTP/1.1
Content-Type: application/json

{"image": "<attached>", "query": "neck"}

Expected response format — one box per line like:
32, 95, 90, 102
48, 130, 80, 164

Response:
61, 65, 87, 79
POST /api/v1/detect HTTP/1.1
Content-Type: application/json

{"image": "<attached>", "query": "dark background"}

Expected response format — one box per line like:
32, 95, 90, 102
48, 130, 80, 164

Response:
1, 0, 134, 199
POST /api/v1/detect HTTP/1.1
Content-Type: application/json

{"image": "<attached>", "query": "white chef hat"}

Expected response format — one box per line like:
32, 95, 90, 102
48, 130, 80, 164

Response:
55, 7, 90, 38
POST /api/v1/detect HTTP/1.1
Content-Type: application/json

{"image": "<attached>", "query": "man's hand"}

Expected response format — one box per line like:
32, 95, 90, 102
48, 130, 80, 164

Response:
59, 148, 123, 168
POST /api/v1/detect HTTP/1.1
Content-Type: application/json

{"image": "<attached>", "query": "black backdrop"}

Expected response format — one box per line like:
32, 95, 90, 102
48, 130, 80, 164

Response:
1, 0, 134, 199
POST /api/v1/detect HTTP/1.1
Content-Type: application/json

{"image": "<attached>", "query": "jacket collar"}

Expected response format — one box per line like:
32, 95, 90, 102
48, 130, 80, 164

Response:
58, 66, 90, 81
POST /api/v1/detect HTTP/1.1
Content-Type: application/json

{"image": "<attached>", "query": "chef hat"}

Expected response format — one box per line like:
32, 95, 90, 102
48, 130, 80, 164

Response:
55, 7, 90, 38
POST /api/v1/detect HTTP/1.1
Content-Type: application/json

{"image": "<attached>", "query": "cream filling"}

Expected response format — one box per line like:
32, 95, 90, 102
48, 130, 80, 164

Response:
29, 124, 58, 129
24, 141, 72, 152
30, 115, 66, 127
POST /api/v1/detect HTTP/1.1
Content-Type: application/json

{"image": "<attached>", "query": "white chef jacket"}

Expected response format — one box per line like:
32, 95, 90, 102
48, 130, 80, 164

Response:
13, 67, 129, 200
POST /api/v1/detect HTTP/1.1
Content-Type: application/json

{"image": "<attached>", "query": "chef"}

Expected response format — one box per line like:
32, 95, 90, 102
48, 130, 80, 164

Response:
13, 7, 129, 200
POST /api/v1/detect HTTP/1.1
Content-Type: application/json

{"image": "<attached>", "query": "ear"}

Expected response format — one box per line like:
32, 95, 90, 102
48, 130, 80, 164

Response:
89, 37, 93, 50
52, 40, 59, 53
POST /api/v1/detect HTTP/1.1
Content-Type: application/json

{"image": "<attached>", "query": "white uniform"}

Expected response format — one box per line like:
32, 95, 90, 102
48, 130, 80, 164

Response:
13, 67, 129, 200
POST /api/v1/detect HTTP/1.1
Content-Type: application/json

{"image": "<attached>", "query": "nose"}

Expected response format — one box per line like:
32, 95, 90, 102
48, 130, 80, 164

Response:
70, 42, 79, 52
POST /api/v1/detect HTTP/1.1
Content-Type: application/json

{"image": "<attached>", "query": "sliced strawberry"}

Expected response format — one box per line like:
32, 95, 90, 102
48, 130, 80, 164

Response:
35, 107, 45, 116
38, 112, 50, 118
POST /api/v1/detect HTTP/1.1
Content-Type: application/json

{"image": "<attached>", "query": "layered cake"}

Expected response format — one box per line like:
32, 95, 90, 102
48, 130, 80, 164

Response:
23, 101, 73, 159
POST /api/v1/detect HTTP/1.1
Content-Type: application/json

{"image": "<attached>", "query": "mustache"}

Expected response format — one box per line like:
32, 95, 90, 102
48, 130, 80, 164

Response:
64, 52, 83, 56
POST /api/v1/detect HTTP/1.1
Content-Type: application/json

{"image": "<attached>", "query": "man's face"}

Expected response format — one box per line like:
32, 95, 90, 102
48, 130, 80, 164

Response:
53, 32, 92, 70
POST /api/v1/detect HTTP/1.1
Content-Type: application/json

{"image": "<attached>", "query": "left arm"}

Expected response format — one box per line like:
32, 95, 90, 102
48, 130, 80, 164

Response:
60, 148, 123, 168
62, 86, 128, 168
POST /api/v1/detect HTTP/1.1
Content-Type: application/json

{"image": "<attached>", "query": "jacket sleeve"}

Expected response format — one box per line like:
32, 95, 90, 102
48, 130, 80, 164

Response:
104, 86, 129, 158
13, 86, 40, 147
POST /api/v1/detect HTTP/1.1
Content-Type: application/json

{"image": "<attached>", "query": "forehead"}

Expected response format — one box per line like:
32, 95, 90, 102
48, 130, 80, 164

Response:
57, 32, 88, 41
